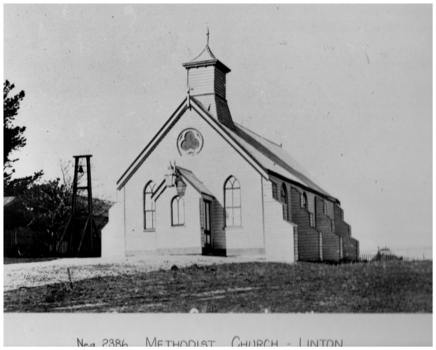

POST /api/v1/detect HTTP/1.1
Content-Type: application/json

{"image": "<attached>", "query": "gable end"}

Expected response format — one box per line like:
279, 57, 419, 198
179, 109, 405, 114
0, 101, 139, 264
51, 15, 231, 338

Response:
117, 99, 187, 190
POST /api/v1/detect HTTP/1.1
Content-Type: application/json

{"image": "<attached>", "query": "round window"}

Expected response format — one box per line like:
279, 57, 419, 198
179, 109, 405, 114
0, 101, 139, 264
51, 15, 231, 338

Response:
177, 128, 204, 156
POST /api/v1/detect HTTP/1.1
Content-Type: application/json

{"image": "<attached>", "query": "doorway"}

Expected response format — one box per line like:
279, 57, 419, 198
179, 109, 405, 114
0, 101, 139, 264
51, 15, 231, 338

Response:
203, 200, 212, 253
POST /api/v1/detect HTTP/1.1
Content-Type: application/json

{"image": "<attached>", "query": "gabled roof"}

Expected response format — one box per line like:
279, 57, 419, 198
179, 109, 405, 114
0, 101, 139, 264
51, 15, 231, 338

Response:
176, 166, 214, 198
117, 96, 339, 203
190, 97, 339, 204
117, 97, 268, 190
230, 123, 335, 200
117, 99, 188, 189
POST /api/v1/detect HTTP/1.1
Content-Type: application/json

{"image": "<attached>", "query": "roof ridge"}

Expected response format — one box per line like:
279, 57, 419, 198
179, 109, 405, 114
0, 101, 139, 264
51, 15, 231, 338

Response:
231, 121, 336, 200
175, 165, 193, 174
190, 96, 268, 176
176, 165, 214, 198
234, 122, 282, 148
117, 98, 188, 187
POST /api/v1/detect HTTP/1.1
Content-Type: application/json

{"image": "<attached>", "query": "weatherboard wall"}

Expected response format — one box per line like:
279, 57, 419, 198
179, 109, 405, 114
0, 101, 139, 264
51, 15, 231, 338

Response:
214, 69, 226, 99
263, 179, 296, 262
154, 183, 202, 254
269, 173, 357, 262
101, 191, 125, 257
270, 174, 323, 261
121, 107, 265, 256
334, 204, 359, 261
188, 66, 215, 96
290, 187, 322, 261
315, 197, 340, 261
187, 64, 227, 101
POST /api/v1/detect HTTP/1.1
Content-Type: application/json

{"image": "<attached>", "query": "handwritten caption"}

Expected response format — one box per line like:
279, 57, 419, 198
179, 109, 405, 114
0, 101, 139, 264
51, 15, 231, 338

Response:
77, 337, 344, 347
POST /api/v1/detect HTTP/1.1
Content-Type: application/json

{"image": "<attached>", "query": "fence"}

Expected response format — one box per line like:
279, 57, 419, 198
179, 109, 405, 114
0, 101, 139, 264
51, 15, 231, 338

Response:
4, 221, 105, 258
359, 246, 433, 262
4, 227, 55, 257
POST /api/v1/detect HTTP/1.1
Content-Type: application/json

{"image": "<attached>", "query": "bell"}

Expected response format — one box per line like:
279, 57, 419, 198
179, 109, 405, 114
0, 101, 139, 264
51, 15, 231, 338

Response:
78, 165, 84, 174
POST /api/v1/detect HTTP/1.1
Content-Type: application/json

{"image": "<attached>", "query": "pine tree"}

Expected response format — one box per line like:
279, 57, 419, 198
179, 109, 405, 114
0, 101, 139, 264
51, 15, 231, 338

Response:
4, 80, 43, 194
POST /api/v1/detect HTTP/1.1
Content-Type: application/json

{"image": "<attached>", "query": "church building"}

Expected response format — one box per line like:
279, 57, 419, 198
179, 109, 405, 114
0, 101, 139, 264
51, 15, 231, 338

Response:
102, 38, 359, 263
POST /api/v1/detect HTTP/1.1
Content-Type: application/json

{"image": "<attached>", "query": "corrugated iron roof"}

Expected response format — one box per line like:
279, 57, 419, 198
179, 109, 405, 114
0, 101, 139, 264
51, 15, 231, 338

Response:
176, 166, 215, 198
231, 123, 334, 199
117, 95, 338, 203
190, 96, 337, 201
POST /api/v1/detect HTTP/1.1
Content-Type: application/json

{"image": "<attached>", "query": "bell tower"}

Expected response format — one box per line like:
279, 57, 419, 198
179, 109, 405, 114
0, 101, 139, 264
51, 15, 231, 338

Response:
182, 30, 235, 130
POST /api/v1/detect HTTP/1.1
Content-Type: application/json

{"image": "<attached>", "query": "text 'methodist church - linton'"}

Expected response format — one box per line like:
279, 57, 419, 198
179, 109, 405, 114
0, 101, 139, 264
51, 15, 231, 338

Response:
102, 36, 359, 263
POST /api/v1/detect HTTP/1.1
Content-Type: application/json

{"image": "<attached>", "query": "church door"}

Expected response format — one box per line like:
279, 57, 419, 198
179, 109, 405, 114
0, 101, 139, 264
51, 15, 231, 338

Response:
204, 200, 212, 252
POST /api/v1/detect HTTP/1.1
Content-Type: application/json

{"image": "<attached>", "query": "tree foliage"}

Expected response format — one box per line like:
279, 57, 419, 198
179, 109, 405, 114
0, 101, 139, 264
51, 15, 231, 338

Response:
5, 160, 111, 236
3, 81, 109, 256
4, 80, 43, 193
4, 80, 26, 182
7, 178, 71, 234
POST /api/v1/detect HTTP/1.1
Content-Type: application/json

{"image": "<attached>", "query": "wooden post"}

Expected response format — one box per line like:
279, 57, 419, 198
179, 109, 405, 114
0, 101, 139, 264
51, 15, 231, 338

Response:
58, 154, 95, 257
86, 156, 93, 250
319, 231, 323, 261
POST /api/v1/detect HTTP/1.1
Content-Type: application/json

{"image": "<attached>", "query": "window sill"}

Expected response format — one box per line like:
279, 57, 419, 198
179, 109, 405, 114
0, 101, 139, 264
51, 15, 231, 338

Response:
172, 225, 186, 228
144, 229, 156, 232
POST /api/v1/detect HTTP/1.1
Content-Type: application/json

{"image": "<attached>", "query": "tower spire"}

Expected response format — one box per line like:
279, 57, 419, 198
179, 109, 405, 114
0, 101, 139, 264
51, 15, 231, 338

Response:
182, 32, 235, 130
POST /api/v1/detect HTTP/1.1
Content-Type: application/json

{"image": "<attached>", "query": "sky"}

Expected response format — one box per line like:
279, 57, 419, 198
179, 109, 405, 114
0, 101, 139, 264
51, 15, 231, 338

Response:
4, 4, 432, 252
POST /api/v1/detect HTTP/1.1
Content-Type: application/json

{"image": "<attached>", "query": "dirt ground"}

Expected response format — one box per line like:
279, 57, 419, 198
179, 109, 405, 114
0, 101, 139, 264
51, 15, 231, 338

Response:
4, 259, 432, 313
4, 254, 267, 292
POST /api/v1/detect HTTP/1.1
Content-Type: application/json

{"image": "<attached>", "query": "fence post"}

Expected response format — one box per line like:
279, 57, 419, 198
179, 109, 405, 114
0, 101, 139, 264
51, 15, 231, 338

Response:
339, 237, 343, 260
293, 227, 299, 262
319, 231, 323, 261
356, 241, 359, 261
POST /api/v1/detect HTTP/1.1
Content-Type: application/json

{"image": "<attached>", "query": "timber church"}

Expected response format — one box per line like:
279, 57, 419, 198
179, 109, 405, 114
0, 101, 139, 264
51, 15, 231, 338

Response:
102, 37, 359, 262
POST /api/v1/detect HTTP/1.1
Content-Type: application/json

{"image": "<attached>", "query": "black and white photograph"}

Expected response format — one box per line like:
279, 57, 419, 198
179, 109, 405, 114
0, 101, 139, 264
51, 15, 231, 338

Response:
3, 3, 432, 346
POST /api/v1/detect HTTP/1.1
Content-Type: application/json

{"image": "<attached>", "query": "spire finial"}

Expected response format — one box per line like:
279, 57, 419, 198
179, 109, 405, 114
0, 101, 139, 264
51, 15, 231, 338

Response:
206, 26, 209, 46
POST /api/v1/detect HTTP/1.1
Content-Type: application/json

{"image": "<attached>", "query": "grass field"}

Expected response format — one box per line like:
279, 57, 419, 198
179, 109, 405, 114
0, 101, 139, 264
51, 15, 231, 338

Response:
4, 260, 432, 313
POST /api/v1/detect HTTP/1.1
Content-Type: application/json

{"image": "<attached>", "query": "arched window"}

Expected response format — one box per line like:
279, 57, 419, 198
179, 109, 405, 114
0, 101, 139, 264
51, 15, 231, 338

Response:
300, 192, 308, 210
280, 184, 287, 204
280, 183, 288, 221
171, 196, 185, 226
224, 176, 241, 227
144, 181, 156, 230
272, 182, 278, 200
